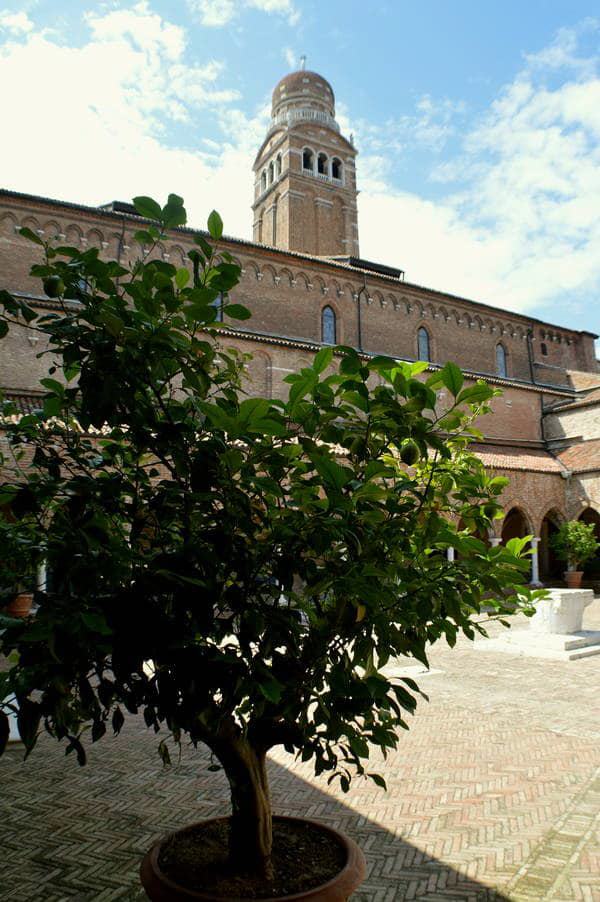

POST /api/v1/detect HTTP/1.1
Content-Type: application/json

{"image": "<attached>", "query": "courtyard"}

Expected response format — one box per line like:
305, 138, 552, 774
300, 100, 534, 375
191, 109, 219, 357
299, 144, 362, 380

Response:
1, 602, 598, 902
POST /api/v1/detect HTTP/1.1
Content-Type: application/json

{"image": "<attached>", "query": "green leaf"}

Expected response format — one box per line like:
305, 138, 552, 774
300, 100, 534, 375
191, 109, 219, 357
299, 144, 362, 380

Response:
112, 707, 125, 735
368, 772, 387, 790
225, 304, 251, 320
17, 699, 41, 751
175, 268, 190, 289
162, 194, 187, 229
456, 382, 493, 405
258, 677, 283, 703
207, 210, 223, 240
133, 230, 155, 246
193, 234, 214, 258
81, 612, 112, 635
65, 735, 87, 767
19, 227, 44, 245
40, 378, 64, 396
440, 362, 464, 397
313, 346, 333, 374
133, 196, 163, 221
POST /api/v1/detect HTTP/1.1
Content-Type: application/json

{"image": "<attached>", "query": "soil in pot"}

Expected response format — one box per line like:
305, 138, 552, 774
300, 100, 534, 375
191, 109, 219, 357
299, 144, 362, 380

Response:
158, 817, 347, 899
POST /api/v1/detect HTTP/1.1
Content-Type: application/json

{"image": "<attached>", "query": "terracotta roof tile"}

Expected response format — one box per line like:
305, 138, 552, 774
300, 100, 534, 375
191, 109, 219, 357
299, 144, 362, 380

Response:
2, 392, 44, 415
556, 439, 600, 474
471, 443, 565, 473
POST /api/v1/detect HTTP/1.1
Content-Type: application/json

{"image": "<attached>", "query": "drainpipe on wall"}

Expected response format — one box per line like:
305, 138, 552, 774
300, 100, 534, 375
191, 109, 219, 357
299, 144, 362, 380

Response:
526, 328, 537, 384
355, 274, 368, 352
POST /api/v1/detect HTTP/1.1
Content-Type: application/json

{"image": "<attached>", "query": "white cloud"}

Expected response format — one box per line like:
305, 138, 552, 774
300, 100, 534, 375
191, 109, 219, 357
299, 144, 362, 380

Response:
283, 46, 296, 69
187, 0, 236, 28
188, 0, 299, 28
0, 2, 260, 235
247, 0, 299, 26
359, 21, 600, 320
0, 10, 34, 34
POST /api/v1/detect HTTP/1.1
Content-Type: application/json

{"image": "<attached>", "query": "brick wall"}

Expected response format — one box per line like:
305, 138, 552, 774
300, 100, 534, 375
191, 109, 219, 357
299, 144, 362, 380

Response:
1, 193, 595, 392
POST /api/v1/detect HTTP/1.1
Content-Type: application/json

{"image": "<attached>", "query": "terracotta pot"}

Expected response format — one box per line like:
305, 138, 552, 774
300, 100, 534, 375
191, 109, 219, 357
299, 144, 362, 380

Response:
140, 815, 366, 902
564, 571, 583, 589
5, 592, 34, 618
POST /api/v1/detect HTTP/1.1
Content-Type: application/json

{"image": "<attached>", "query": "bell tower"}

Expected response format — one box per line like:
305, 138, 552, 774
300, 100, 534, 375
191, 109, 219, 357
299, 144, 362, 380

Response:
252, 68, 359, 257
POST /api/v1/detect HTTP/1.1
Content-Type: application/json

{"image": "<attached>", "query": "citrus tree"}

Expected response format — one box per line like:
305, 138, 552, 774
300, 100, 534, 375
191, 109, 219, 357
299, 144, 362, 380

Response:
551, 519, 599, 570
0, 195, 541, 878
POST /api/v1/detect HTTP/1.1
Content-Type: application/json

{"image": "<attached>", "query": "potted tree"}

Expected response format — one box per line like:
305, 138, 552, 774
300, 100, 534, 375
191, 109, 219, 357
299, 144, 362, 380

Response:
0, 196, 541, 900
551, 520, 599, 588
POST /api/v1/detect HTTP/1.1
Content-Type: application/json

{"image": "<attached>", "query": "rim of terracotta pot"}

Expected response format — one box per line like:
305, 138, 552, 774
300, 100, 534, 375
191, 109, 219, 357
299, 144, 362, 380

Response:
140, 815, 366, 902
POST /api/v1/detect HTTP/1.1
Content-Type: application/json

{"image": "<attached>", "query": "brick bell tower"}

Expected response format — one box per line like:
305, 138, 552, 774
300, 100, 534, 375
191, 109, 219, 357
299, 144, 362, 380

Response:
252, 66, 359, 257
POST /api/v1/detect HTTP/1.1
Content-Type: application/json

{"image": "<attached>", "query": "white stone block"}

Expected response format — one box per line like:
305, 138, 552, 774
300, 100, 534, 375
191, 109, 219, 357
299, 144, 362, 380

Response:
530, 589, 594, 635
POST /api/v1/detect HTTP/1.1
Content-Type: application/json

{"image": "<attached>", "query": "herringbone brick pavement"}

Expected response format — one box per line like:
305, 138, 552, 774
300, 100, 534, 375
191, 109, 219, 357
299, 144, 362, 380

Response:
1, 602, 599, 901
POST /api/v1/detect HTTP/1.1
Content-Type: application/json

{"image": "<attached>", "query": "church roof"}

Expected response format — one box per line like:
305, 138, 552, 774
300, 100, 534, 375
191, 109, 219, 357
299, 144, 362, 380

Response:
555, 439, 600, 474
470, 444, 566, 473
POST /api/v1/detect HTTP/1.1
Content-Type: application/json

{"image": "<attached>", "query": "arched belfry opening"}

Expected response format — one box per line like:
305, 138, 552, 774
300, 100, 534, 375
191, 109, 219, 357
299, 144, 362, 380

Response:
252, 68, 359, 256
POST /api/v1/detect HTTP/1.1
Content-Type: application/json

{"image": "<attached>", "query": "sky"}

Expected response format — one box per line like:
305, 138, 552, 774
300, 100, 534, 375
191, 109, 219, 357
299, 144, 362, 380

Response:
1, 1, 599, 339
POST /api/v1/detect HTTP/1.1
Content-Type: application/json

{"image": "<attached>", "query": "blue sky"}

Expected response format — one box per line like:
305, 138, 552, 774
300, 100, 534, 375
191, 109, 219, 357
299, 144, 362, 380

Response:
1, 1, 599, 341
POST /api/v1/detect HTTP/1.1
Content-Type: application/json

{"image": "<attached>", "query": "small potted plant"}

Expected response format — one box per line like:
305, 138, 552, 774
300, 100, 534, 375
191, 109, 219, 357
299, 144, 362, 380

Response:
551, 520, 599, 588
0, 196, 541, 900
0, 514, 37, 619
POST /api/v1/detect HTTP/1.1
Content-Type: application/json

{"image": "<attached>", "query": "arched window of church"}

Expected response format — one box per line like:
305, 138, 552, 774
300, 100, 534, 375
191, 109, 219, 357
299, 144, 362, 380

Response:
268, 161, 275, 184
276, 153, 282, 177
302, 148, 314, 172
321, 306, 336, 345
496, 342, 507, 377
318, 152, 328, 175
261, 170, 267, 192
417, 326, 430, 362
331, 157, 343, 181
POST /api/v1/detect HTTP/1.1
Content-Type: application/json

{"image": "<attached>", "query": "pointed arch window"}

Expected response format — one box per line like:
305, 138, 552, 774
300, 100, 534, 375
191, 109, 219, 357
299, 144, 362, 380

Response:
496, 343, 507, 377
261, 170, 267, 192
317, 152, 328, 175
321, 305, 336, 345
276, 153, 282, 177
331, 157, 343, 181
417, 326, 430, 362
268, 161, 275, 184
302, 148, 314, 172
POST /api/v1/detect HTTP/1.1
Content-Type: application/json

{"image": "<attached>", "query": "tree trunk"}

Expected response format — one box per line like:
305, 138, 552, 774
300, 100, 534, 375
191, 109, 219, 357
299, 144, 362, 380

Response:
218, 737, 273, 880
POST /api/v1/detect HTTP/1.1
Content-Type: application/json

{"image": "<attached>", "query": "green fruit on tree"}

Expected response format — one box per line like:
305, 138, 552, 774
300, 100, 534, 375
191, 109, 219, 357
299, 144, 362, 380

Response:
43, 275, 65, 298
400, 439, 420, 466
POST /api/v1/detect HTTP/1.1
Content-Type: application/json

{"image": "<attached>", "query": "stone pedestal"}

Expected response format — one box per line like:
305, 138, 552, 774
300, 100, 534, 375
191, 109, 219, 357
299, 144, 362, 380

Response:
530, 589, 592, 634
2, 696, 21, 743
477, 589, 600, 661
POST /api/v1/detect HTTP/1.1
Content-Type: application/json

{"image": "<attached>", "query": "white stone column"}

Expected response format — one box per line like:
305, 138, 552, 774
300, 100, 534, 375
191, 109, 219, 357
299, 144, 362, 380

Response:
490, 538, 501, 547
446, 547, 455, 562
36, 562, 47, 592
530, 537, 541, 586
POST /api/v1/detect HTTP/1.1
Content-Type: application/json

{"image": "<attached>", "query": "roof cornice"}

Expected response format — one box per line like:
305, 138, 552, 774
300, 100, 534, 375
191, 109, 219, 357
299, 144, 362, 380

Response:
1, 187, 597, 340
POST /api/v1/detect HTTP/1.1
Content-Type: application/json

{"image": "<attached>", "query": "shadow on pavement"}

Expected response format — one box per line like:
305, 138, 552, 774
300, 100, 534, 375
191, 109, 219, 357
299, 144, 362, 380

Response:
0, 717, 510, 901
